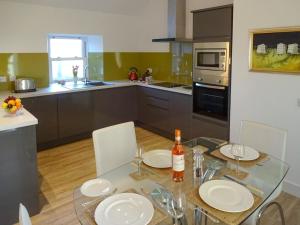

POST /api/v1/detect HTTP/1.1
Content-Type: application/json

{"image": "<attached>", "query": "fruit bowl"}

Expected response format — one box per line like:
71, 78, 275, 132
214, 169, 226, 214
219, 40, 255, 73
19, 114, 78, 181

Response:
2, 96, 23, 115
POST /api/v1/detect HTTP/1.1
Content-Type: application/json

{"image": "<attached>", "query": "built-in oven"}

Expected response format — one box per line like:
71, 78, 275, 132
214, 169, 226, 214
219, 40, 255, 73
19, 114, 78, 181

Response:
193, 42, 230, 86
193, 82, 228, 121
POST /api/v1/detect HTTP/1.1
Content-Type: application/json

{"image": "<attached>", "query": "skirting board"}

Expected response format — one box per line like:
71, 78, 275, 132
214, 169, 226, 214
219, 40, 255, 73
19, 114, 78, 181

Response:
283, 180, 300, 198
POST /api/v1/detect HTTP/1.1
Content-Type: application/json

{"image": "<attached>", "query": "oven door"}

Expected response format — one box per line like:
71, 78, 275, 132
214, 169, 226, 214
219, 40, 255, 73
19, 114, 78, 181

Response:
194, 49, 226, 71
193, 82, 228, 121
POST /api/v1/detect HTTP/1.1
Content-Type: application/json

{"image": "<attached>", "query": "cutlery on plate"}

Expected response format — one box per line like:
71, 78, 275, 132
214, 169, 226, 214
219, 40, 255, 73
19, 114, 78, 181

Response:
224, 175, 264, 197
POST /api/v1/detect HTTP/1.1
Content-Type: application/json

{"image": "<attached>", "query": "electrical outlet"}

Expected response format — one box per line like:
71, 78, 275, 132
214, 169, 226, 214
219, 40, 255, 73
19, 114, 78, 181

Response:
297, 98, 300, 107
0, 76, 7, 83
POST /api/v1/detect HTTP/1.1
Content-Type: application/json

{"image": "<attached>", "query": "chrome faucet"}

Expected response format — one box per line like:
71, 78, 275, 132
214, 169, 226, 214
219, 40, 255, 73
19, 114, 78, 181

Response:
84, 65, 89, 84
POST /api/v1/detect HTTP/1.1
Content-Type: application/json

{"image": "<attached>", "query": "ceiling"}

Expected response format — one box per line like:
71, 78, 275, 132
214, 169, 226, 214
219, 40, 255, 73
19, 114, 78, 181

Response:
0, 0, 151, 15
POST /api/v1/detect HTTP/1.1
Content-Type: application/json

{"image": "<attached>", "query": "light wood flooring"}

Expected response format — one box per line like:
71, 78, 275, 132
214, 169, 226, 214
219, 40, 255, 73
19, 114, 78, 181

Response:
19, 127, 299, 225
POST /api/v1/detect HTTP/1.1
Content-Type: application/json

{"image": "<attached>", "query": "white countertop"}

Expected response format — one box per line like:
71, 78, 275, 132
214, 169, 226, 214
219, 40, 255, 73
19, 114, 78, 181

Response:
0, 80, 192, 100
0, 80, 191, 132
0, 108, 38, 132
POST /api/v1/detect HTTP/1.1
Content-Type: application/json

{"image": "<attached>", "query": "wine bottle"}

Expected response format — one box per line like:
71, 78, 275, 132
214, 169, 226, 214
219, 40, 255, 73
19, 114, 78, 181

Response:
172, 129, 184, 182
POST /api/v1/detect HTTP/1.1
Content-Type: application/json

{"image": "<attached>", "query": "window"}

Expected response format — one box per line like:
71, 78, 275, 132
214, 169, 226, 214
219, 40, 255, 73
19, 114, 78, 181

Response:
48, 35, 87, 82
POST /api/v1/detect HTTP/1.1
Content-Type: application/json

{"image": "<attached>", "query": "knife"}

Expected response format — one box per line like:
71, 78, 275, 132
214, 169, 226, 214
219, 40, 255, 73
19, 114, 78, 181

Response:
224, 175, 264, 197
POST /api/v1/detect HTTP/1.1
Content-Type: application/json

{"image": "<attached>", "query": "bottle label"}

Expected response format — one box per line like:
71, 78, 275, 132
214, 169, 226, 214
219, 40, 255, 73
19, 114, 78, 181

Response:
173, 155, 185, 172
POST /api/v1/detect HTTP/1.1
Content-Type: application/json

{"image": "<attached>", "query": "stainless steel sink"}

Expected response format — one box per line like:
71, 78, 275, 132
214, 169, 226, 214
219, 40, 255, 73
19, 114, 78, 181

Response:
64, 81, 112, 90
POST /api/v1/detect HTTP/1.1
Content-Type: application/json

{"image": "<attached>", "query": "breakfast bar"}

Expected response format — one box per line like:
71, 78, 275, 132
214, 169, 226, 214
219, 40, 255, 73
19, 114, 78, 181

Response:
0, 108, 39, 225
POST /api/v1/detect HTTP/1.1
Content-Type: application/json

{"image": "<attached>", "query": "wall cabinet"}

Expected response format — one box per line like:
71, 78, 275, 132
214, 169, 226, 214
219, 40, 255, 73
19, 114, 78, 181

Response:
58, 91, 93, 139
22, 95, 58, 149
93, 86, 137, 129
193, 5, 233, 41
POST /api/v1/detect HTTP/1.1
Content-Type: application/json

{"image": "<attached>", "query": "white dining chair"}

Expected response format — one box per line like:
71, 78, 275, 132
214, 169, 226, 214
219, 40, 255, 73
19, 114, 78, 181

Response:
19, 203, 32, 225
239, 120, 287, 225
92, 121, 138, 176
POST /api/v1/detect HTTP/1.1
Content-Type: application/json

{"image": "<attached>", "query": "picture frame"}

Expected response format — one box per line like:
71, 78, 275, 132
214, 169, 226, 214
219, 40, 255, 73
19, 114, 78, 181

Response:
249, 27, 300, 74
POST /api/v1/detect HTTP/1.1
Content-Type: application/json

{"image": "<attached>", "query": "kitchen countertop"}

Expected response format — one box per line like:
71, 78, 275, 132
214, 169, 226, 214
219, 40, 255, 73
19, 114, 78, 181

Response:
0, 108, 38, 132
0, 80, 192, 100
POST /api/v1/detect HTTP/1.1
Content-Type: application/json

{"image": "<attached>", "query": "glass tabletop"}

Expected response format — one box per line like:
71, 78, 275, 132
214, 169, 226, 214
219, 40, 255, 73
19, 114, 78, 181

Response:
73, 138, 289, 225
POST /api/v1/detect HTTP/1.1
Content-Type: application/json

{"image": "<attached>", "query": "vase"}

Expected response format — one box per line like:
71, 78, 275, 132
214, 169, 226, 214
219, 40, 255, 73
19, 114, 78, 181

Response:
73, 76, 78, 85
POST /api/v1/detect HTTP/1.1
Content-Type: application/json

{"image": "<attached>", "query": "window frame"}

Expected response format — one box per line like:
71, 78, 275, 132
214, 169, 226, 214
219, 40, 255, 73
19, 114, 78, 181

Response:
48, 34, 88, 83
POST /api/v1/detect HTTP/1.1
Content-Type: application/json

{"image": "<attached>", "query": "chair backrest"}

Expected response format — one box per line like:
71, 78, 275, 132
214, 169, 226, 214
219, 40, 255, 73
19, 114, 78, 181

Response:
19, 203, 32, 225
239, 120, 287, 161
92, 121, 137, 176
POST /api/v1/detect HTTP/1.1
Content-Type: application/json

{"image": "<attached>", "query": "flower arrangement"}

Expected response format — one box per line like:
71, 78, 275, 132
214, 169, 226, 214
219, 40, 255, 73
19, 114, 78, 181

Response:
2, 96, 23, 114
72, 65, 79, 77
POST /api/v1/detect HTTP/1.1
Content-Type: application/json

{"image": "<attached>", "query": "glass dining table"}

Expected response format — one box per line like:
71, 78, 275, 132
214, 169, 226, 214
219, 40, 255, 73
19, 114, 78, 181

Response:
73, 138, 289, 225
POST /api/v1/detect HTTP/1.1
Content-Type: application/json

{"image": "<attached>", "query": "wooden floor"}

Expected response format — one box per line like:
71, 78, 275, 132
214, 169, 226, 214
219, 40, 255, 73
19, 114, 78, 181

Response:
20, 127, 299, 225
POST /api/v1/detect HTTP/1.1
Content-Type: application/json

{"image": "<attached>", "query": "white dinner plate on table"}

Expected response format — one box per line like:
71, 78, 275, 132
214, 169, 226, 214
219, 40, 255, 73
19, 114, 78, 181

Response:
199, 180, 254, 213
142, 149, 172, 168
94, 193, 154, 225
220, 144, 260, 161
80, 179, 114, 197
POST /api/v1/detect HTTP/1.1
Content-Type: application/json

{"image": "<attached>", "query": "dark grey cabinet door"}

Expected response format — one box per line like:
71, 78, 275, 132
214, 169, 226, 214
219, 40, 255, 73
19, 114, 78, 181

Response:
58, 91, 93, 138
93, 86, 137, 129
191, 114, 229, 140
193, 5, 233, 41
22, 95, 58, 146
138, 87, 171, 133
169, 93, 192, 140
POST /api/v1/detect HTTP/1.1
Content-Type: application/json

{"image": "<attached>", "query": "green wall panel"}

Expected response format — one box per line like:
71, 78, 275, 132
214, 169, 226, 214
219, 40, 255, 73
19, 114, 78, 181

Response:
0, 51, 192, 91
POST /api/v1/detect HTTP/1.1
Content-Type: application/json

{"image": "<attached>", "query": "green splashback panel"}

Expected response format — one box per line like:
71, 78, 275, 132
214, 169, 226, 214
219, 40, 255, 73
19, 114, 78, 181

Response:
0, 53, 49, 91
104, 52, 141, 81
0, 51, 192, 91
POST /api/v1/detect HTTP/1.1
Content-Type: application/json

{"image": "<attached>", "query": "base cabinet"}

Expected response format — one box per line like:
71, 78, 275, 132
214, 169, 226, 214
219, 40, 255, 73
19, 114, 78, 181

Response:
22, 95, 58, 149
93, 86, 137, 130
138, 87, 171, 134
22, 85, 229, 149
169, 92, 192, 140
58, 91, 93, 139
0, 126, 39, 225
191, 114, 229, 140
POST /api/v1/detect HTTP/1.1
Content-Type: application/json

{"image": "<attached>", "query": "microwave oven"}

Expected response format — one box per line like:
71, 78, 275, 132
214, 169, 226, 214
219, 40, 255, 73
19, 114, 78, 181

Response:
193, 42, 230, 86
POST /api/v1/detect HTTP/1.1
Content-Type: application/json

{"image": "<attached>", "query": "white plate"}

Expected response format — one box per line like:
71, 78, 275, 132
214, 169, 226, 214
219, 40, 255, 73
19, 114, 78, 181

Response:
80, 179, 114, 197
199, 180, 254, 213
94, 193, 154, 225
142, 149, 172, 168
220, 144, 260, 161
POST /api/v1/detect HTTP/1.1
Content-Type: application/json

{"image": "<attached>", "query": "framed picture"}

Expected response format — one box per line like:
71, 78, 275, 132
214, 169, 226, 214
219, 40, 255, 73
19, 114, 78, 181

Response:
249, 27, 300, 74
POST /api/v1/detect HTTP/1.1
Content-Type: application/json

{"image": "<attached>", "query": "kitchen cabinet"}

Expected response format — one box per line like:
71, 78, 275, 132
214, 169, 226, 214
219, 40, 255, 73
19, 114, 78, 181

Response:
191, 114, 229, 140
22, 95, 58, 149
58, 91, 93, 139
0, 126, 39, 225
138, 87, 171, 134
93, 86, 137, 129
192, 5, 233, 42
169, 92, 192, 140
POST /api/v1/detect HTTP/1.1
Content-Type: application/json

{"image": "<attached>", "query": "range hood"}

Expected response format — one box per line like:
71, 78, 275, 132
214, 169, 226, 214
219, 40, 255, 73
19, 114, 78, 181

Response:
152, 0, 192, 43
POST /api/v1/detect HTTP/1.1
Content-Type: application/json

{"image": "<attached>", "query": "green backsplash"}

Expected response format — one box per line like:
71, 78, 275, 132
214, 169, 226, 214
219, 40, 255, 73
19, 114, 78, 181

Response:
0, 51, 192, 91
0, 53, 49, 91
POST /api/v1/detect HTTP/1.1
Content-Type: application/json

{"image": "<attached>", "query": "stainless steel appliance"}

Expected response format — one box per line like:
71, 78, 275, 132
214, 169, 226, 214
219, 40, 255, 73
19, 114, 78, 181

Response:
193, 82, 228, 121
193, 42, 230, 86
14, 78, 36, 93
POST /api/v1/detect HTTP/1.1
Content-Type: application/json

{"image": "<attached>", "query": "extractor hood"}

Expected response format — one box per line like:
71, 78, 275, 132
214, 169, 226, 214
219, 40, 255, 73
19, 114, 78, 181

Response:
152, 0, 192, 43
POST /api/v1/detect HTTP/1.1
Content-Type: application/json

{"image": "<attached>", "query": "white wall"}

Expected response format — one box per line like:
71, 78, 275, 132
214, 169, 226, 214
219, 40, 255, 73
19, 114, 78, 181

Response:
230, 0, 300, 197
186, 0, 233, 38
0, 0, 169, 52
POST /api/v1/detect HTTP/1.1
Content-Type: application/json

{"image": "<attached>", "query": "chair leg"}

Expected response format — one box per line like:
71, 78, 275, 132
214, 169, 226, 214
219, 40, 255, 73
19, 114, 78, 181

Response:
256, 201, 285, 225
